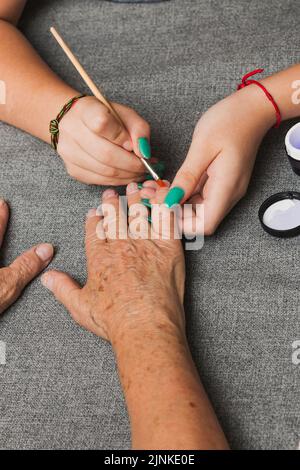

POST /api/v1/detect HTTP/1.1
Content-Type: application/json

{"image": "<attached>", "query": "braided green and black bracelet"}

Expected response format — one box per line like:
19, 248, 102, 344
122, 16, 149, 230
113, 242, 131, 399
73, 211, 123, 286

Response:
49, 94, 86, 150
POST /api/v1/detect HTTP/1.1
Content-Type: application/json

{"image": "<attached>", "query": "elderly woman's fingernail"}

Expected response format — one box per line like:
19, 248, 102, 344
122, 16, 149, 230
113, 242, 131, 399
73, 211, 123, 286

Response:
142, 180, 157, 188
41, 272, 54, 290
141, 187, 156, 199
35, 243, 54, 262
126, 182, 139, 194
86, 208, 97, 218
102, 189, 117, 200
164, 187, 185, 208
96, 205, 103, 216
138, 137, 151, 159
137, 183, 144, 190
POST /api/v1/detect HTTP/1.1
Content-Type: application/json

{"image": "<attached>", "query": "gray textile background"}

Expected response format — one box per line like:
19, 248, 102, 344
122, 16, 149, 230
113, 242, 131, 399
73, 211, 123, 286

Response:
0, 0, 299, 450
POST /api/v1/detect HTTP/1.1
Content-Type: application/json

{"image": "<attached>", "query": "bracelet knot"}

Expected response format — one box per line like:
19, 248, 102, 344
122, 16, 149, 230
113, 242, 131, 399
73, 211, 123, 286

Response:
237, 69, 281, 128
49, 95, 86, 150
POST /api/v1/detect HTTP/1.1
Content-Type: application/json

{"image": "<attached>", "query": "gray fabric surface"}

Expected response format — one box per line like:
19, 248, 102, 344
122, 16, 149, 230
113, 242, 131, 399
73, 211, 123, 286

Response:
0, 0, 299, 450
109, 1, 168, 3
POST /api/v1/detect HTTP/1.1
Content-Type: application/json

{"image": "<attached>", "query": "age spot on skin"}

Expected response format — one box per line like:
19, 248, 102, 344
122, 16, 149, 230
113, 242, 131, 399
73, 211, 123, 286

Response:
97, 271, 110, 291
99, 272, 109, 282
124, 378, 131, 392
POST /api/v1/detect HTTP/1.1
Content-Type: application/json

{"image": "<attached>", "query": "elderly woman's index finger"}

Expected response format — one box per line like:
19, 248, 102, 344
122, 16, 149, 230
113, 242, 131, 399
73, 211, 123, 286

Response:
0, 200, 9, 249
85, 208, 106, 266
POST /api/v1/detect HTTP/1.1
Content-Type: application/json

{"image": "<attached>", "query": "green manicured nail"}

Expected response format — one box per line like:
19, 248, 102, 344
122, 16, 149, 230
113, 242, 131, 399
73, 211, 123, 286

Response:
138, 183, 143, 190
138, 137, 151, 159
164, 187, 185, 208
145, 174, 154, 181
142, 198, 152, 209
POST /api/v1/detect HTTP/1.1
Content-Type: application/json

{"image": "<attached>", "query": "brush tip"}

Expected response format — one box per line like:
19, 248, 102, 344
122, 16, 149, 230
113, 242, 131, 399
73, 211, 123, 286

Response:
157, 179, 167, 188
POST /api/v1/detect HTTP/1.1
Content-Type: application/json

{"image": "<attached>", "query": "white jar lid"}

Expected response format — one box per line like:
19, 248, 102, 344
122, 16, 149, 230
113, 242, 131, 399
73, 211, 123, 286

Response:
259, 192, 300, 237
285, 122, 300, 161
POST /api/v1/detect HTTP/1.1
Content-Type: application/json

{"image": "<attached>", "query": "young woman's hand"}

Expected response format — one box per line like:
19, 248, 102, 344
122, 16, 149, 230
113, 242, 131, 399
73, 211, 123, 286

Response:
57, 96, 153, 186
161, 85, 275, 235
0, 200, 54, 315
41, 184, 185, 343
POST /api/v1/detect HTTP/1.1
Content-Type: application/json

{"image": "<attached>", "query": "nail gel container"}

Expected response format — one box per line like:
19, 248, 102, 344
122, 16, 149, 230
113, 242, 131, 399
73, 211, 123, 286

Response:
259, 191, 300, 237
285, 122, 300, 176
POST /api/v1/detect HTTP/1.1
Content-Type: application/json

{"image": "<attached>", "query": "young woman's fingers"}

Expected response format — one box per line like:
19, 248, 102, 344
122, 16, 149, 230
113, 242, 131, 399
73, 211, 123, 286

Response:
79, 97, 132, 151
41, 270, 82, 324
59, 134, 146, 180
191, 172, 208, 197
178, 193, 204, 237
65, 162, 145, 186
202, 153, 247, 235
74, 121, 145, 174
164, 134, 215, 207
9, 243, 54, 294
113, 103, 151, 158
202, 185, 236, 235
0, 200, 9, 249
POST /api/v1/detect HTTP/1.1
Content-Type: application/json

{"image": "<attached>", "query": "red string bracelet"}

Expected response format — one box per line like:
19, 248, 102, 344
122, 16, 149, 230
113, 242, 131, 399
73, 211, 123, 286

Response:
237, 69, 281, 128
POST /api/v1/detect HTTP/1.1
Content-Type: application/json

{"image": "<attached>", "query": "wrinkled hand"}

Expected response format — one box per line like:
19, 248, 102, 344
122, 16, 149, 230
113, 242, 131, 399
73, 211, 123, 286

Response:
0, 200, 54, 315
41, 183, 185, 343
162, 86, 275, 235
57, 96, 153, 186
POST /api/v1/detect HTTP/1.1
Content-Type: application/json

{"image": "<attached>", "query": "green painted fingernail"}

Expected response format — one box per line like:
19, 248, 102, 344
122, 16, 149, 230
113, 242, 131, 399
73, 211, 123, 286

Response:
145, 174, 154, 181
138, 137, 151, 159
142, 198, 152, 209
164, 187, 185, 208
138, 183, 143, 189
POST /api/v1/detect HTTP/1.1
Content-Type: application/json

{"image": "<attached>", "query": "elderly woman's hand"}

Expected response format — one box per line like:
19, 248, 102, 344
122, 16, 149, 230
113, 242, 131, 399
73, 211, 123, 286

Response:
41, 183, 185, 343
41, 184, 228, 450
0, 199, 54, 315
